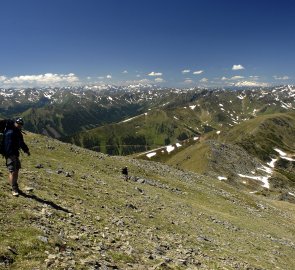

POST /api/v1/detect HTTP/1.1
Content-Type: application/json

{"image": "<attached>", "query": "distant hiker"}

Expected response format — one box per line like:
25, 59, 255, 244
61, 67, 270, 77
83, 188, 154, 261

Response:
122, 166, 128, 181
2, 118, 30, 196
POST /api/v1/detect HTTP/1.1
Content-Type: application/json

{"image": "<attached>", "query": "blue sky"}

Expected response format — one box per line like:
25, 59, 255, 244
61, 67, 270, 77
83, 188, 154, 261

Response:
0, 0, 294, 88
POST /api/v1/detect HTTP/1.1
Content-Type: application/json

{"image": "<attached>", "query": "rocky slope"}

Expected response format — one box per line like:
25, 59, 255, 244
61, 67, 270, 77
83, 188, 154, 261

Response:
1, 132, 295, 269
144, 112, 295, 197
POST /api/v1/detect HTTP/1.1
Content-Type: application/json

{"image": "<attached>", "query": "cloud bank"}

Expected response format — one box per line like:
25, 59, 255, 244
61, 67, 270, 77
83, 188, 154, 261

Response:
235, 81, 269, 87
1, 73, 79, 87
273, 75, 289, 80
155, 78, 164, 83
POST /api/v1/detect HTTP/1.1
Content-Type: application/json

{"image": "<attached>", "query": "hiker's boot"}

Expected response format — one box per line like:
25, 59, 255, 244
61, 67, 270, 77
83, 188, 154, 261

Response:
12, 185, 20, 196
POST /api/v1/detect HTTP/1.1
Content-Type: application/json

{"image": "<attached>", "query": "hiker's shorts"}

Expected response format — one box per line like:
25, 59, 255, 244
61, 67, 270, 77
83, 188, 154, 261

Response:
6, 156, 21, 172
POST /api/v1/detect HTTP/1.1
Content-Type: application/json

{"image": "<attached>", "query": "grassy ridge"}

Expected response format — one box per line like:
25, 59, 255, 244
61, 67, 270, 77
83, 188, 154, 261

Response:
66, 109, 199, 155
221, 112, 295, 160
159, 112, 295, 194
1, 132, 295, 269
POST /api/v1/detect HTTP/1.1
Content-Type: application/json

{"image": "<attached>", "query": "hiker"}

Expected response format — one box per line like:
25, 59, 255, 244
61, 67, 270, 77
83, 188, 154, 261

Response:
2, 118, 30, 196
122, 166, 128, 181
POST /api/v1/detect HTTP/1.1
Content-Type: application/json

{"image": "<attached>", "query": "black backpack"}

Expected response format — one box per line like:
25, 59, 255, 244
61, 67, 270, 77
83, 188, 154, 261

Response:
0, 119, 14, 156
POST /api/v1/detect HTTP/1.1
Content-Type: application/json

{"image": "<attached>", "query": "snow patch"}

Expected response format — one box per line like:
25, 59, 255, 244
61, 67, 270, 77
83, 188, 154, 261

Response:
166, 145, 175, 153
273, 148, 295, 161
274, 148, 287, 156
267, 158, 278, 168
122, 113, 146, 123
257, 165, 272, 174
237, 95, 245, 100
146, 152, 157, 158
189, 105, 196, 110
176, 143, 182, 147
218, 176, 227, 181
238, 174, 270, 189
282, 156, 295, 161
122, 115, 139, 123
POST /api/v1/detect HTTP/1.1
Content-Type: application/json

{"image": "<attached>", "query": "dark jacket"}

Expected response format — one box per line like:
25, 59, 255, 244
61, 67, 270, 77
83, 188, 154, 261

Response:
3, 127, 29, 157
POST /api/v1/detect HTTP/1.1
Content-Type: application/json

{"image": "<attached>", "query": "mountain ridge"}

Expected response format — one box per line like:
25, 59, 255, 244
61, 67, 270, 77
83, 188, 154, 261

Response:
0, 85, 294, 140
63, 85, 295, 156
1, 132, 295, 269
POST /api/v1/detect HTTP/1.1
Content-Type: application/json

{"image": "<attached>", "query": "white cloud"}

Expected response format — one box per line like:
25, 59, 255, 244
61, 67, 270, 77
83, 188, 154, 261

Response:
2, 73, 79, 87
139, 79, 152, 83
222, 75, 261, 82
182, 69, 190, 74
232, 64, 245, 70
249, 76, 260, 81
199, 78, 208, 82
0, 76, 7, 81
130, 79, 152, 84
235, 81, 269, 87
148, 71, 162, 76
117, 78, 153, 86
136, 74, 141, 78
122, 70, 128, 74
106, 75, 112, 79
230, 76, 245, 80
155, 77, 164, 83
184, 79, 194, 84
193, 70, 203, 75
87, 76, 92, 80
273, 75, 289, 80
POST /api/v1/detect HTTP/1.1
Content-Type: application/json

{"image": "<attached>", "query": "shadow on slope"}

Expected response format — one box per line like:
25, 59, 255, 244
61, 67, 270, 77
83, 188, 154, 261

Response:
19, 191, 71, 213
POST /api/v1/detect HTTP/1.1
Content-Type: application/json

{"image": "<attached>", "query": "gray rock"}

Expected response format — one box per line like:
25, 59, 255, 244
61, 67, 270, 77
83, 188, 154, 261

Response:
37, 236, 48, 243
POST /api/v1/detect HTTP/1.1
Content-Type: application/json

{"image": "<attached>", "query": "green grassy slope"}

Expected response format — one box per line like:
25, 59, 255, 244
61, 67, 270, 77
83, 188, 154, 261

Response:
66, 109, 199, 155
221, 112, 295, 160
165, 140, 211, 174
22, 102, 143, 138
1, 133, 295, 269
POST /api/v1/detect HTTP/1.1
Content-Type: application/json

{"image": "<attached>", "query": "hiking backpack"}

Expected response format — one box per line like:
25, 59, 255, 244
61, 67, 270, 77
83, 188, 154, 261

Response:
0, 119, 15, 156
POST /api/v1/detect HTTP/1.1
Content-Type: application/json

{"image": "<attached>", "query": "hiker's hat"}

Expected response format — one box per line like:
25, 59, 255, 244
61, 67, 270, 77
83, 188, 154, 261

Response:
15, 117, 24, 125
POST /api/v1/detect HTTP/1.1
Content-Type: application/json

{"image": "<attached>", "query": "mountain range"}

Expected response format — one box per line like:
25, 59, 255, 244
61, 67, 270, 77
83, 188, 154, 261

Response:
1, 84, 293, 142
0, 84, 295, 269
0, 84, 294, 192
